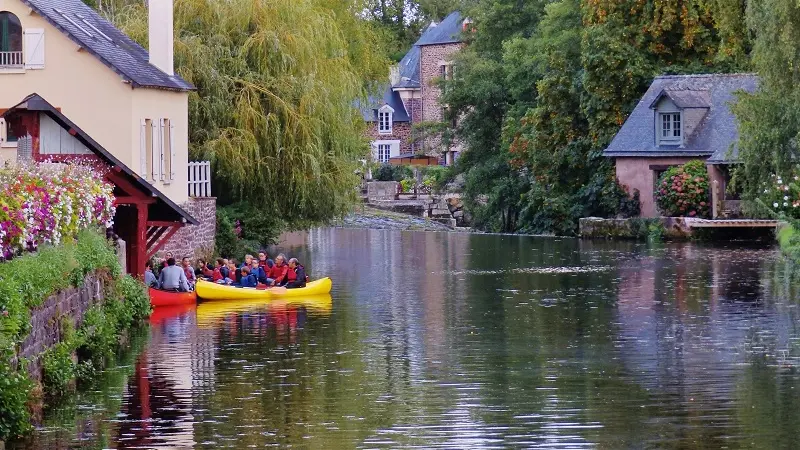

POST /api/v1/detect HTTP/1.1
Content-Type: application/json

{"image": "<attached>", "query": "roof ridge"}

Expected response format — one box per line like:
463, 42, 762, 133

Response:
655, 73, 757, 80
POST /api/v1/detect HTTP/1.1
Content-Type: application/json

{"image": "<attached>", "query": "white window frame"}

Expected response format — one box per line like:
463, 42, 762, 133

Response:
378, 105, 394, 135
658, 111, 682, 145
0, 118, 16, 148
372, 139, 400, 163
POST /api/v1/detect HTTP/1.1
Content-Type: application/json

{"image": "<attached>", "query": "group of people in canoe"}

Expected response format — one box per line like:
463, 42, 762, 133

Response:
145, 251, 307, 292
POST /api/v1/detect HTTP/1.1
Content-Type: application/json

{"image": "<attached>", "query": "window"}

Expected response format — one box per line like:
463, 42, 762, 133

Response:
0, 118, 16, 147
659, 112, 681, 144
377, 144, 391, 163
378, 107, 393, 134
0, 12, 23, 68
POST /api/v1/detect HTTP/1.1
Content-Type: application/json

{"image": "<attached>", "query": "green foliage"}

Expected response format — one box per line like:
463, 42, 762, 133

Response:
732, 0, 800, 212
445, 0, 748, 235
399, 179, 415, 193
654, 160, 711, 217
109, 0, 388, 226
374, 164, 413, 182
215, 209, 239, 259
42, 340, 77, 399
214, 203, 285, 259
0, 350, 33, 440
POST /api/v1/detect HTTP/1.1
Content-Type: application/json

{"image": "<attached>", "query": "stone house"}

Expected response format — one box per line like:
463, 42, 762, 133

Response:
604, 74, 758, 218
362, 11, 466, 166
0, 0, 216, 271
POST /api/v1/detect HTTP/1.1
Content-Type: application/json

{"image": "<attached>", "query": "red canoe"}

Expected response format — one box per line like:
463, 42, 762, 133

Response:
148, 288, 197, 307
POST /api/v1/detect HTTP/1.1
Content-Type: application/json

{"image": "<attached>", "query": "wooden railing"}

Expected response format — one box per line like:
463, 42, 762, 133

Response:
0, 51, 23, 68
188, 161, 212, 197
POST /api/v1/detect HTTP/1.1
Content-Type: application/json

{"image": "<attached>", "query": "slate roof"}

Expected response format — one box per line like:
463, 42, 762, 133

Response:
3, 93, 198, 224
20, 0, 194, 91
358, 87, 410, 123
394, 46, 421, 89
415, 11, 463, 46
604, 74, 758, 163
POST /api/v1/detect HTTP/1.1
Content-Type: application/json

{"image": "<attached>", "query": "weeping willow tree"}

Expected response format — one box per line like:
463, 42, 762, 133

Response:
111, 0, 389, 224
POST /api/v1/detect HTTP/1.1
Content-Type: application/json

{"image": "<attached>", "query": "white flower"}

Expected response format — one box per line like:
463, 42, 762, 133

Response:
786, 186, 791, 191
785, 196, 789, 201
765, 189, 769, 194
784, 202, 789, 207
774, 202, 780, 208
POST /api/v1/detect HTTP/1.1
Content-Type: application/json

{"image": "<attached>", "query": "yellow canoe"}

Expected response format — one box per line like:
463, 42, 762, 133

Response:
195, 277, 332, 301
196, 294, 332, 327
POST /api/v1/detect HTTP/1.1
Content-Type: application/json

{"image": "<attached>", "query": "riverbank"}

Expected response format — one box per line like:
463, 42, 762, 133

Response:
335, 207, 466, 232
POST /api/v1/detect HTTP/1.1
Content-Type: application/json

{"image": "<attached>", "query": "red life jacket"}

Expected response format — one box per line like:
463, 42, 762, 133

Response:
268, 263, 289, 283
212, 267, 224, 282
286, 267, 297, 282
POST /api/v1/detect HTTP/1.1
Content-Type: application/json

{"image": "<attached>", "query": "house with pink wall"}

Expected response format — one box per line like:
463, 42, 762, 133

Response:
604, 74, 758, 218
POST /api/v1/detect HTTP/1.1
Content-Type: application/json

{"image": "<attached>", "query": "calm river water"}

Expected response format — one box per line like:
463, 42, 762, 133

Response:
16, 228, 800, 449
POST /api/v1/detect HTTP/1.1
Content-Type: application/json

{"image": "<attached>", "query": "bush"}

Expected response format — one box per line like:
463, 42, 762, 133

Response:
0, 352, 33, 440
215, 203, 284, 258
654, 160, 710, 217
399, 179, 414, 193
374, 164, 412, 182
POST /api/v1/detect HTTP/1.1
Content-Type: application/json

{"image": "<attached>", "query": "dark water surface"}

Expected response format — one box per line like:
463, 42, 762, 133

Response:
18, 229, 800, 449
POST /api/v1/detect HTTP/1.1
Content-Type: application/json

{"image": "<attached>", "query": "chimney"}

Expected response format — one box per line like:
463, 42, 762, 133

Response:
148, 0, 174, 76
389, 65, 400, 86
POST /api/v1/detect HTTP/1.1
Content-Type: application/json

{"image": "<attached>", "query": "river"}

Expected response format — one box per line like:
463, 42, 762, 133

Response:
15, 228, 800, 448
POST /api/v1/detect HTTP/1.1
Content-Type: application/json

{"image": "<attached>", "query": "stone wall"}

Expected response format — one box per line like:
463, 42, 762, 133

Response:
579, 217, 693, 240
366, 121, 413, 155
160, 197, 217, 260
419, 43, 462, 123
18, 273, 106, 381
367, 181, 399, 201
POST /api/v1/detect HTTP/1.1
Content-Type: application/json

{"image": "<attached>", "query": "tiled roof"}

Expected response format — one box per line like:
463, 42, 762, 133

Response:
358, 86, 410, 123
21, 0, 194, 91
604, 74, 758, 163
415, 11, 463, 46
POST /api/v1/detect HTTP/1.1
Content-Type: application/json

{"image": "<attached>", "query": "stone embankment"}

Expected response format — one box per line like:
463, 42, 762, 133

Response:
337, 207, 459, 232
363, 181, 471, 229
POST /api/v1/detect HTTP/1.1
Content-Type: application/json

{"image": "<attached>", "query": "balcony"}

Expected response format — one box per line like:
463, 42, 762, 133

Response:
188, 161, 212, 197
0, 51, 23, 69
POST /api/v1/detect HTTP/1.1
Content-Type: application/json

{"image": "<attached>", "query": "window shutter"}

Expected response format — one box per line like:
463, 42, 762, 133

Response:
390, 142, 400, 158
150, 120, 159, 180
169, 121, 176, 180
158, 119, 165, 181
139, 119, 147, 175
23, 29, 45, 69
0, 119, 6, 144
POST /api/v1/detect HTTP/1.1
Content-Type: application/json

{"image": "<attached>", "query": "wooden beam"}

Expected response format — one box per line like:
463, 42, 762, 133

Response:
146, 220, 182, 227
113, 196, 156, 205
106, 170, 151, 199
146, 224, 182, 260
129, 204, 148, 277
146, 226, 168, 250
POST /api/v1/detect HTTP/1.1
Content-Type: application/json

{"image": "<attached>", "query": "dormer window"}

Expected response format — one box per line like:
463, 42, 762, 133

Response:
659, 112, 681, 145
378, 105, 393, 134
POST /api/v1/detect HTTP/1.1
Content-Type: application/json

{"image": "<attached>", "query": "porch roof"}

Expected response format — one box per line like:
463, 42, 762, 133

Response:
3, 93, 198, 225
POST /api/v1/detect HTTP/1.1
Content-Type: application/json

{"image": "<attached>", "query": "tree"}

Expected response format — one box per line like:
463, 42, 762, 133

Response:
732, 0, 800, 213
109, 0, 390, 227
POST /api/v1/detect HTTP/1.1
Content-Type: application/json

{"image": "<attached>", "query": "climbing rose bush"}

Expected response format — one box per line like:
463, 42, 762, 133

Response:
654, 160, 711, 218
0, 162, 115, 260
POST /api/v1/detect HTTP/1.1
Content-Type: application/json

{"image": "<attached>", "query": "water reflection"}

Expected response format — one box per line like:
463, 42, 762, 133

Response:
17, 230, 800, 448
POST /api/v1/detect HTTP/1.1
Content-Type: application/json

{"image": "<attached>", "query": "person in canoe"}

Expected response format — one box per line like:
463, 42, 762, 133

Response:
182, 257, 197, 289
267, 253, 289, 286
258, 251, 274, 270
144, 261, 159, 288
159, 258, 190, 292
220, 258, 230, 280
249, 258, 268, 285
241, 254, 254, 269
161, 252, 173, 269
239, 266, 258, 287
212, 258, 226, 283
283, 258, 307, 289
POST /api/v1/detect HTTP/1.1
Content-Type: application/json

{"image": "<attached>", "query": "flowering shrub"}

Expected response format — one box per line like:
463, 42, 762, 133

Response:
654, 160, 710, 218
758, 173, 800, 219
0, 163, 115, 260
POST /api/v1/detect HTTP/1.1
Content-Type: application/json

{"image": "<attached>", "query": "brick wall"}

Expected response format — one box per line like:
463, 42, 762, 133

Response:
366, 121, 413, 155
18, 273, 106, 381
160, 197, 217, 260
